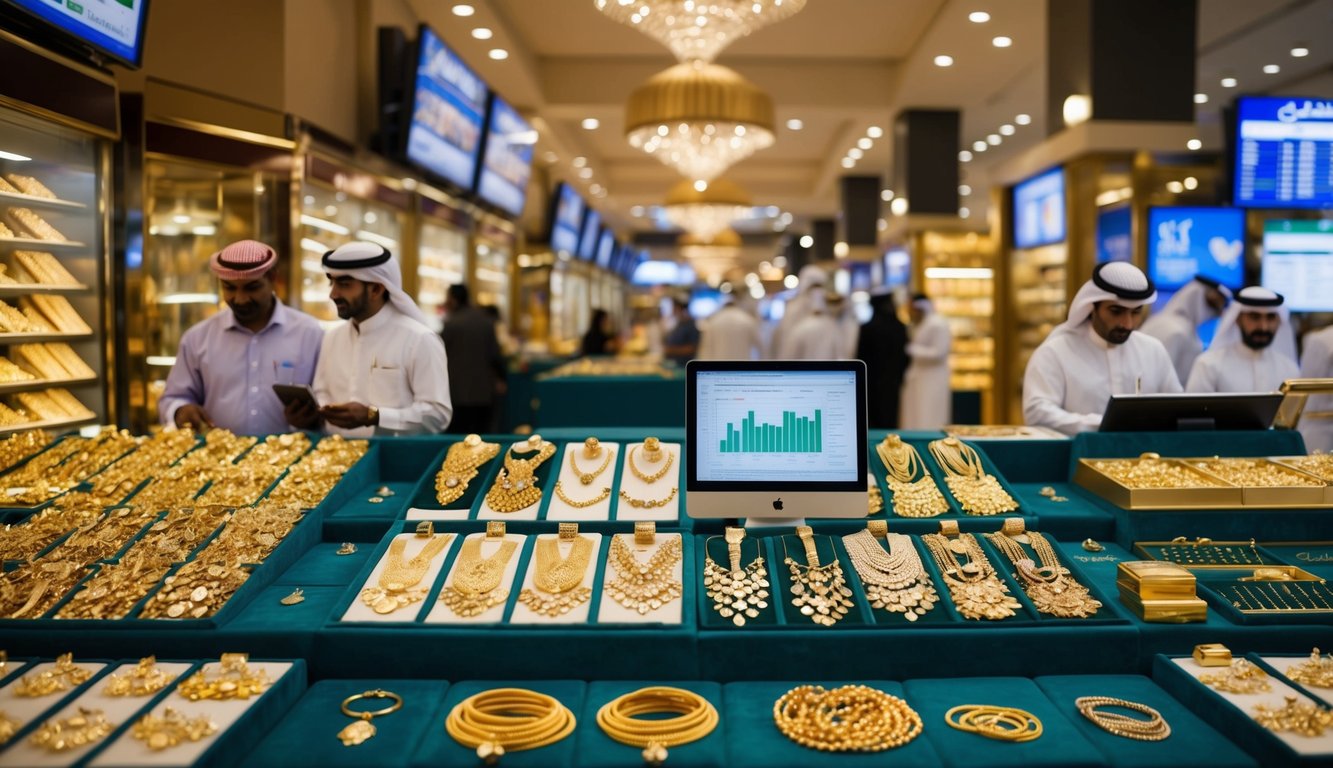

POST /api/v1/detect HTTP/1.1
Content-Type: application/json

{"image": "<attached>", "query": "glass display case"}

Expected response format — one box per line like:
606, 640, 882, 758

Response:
0, 108, 109, 433
1010, 242, 1068, 408
918, 231, 996, 399
416, 193, 469, 334
472, 214, 515, 328
548, 258, 590, 356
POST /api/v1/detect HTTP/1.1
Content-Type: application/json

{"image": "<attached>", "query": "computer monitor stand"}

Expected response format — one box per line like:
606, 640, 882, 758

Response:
744, 515, 807, 531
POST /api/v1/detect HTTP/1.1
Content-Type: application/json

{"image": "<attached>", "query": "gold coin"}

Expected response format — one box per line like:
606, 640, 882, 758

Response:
166, 603, 186, 618
191, 586, 209, 602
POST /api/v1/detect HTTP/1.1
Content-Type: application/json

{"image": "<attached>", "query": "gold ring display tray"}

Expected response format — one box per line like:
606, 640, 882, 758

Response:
1075, 454, 1333, 509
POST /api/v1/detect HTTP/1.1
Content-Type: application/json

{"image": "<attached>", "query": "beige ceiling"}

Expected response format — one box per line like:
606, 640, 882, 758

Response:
406, 0, 1332, 259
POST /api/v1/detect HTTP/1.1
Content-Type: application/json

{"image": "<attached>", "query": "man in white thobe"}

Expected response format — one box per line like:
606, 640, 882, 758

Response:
780, 291, 844, 359
287, 242, 452, 436
1023, 262, 1181, 436
698, 296, 764, 360
1186, 286, 1299, 394
901, 294, 953, 430
770, 264, 826, 358
1299, 324, 1333, 452
1139, 275, 1230, 383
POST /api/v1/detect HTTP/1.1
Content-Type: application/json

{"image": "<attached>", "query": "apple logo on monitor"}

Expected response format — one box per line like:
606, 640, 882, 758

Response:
772, 498, 784, 511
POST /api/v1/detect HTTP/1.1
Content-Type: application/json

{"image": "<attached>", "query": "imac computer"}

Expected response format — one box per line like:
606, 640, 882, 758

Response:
1098, 392, 1284, 432
686, 360, 868, 520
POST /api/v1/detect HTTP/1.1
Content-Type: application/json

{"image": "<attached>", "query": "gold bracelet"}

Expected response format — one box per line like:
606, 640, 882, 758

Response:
337, 688, 403, 746
774, 684, 922, 752
132, 707, 219, 751
597, 686, 718, 766
445, 687, 576, 763
1075, 696, 1171, 741
945, 704, 1042, 742
618, 487, 677, 509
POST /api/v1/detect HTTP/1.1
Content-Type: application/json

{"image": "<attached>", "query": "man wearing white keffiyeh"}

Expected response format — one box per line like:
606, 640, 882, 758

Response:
1185, 286, 1299, 394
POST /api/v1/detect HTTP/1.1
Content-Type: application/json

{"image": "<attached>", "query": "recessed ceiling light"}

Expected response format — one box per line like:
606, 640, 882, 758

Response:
959, 207, 970, 218
630, 206, 645, 216
452, 4, 475, 16
543, 151, 558, 163
841, 158, 856, 168
934, 54, 954, 67
581, 118, 600, 130
880, 189, 895, 202
999, 123, 1014, 135
1167, 180, 1184, 193
992, 36, 1012, 48
890, 197, 909, 216
848, 148, 864, 160
1291, 46, 1310, 58
786, 118, 804, 130
972, 140, 987, 152
1220, 76, 1237, 88
799, 235, 814, 248
986, 134, 1001, 145
1187, 138, 1202, 151
693, 180, 708, 192
959, 150, 973, 162
959, 184, 972, 195
1183, 176, 1198, 190
472, 27, 493, 40
1015, 113, 1031, 125
572, 156, 587, 167
857, 137, 873, 150
867, 126, 884, 139
578, 168, 593, 179
1263, 64, 1280, 74
1194, 93, 1208, 104
969, 11, 990, 23
488, 48, 509, 60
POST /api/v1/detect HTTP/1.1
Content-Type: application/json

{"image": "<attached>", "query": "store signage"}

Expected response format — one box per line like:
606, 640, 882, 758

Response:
1234, 96, 1333, 209
1147, 207, 1245, 290
1096, 206, 1132, 263
1012, 167, 1066, 249
7, 0, 149, 67
1262, 219, 1333, 312
475, 94, 535, 217
405, 25, 488, 191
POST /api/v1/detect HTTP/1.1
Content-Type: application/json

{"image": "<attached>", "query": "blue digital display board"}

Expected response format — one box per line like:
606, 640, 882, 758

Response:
596, 229, 617, 270
1096, 206, 1132, 263
405, 26, 487, 190
548, 183, 585, 256
475, 94, 535, 217
6, 0, 149, 67
1234, 96, 1333, 209
883, 248, 910, 287
1012, 167, 1066, 249
577, 209, 601, 262
1147, 207, 1246, 291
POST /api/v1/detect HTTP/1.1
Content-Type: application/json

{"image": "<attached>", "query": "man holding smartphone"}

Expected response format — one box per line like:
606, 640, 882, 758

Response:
159, 240, 325, 435
285, 241, 451, 436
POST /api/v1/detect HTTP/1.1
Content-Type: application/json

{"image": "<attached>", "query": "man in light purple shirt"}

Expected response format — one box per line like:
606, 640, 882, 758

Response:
158, 240, 325, 435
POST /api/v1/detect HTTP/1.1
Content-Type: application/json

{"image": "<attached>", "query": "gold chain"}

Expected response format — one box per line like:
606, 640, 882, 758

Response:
626, 445, 674, 483
605, 534, 682, 615
985, 530, 1102, 618
927, 437, 1017, 515
842, 530, 938, 621
774, 685, 923, 752
569, 441, 614, 485
619, 486, 677, 509
920, 533, 1021, 620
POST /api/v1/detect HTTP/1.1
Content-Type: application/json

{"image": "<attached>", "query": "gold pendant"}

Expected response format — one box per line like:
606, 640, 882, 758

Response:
338, 718, 376, 746
280, 588, 305, 606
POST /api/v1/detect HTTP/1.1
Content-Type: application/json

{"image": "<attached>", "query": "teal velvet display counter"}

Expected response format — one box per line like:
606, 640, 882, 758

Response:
533, 370, 686, 428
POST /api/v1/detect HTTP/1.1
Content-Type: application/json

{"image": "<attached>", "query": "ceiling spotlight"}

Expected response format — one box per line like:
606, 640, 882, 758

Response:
582, 117, 600, 129
890, 197, 909, 216
630, 205, 645, 217
799, 235, 814, 248
1194, 93, 1208, 104
1263, 64, 1280, 74
959, 150, 973, 162
841, 157, 855, 168
973, 140, 987, 152
1291, 45, 1310, 58
472, 27, 493, 40
847, 148, 863, 160
572, 156, 587, 167
1015, 113, 1031, 125
1183, 176, 1198, 190
959, 184, 972, 195
959, 207, 970, 218
452, 4, 475, 16
1063, 94, 1092, 126
784, 274, 799, 288
934, 54, 954, 67
488, 48, 509, 60
987, 133, 1001, 145
999, 124, 1015, 136
968, 11, 990, 23
992, 36, 1012, 48
834, 242, 850, 258
543, 151, 558, 163
857, 137, 873, 150
578, 168, 594, 179
880, 189, 895, 202
693, 179, 708, 192
1187, 138, 1202, 151
1220, 76, 1237, 88
786, 118, 804, 130
1167, 180, 1184, 194
867, 126, 884, 139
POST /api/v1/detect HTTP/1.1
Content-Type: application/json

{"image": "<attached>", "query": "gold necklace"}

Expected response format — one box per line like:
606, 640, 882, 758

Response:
517, 536, 595, 617
703, 528, 770, 627
618, 486, 677, 509
985, 531, 1102, 618
841, 530, 938, 621
485, 438, 556, 513
877, 435, 949, 518
437, 537, 519, 617
920, 533, 1021, 620
435, 435, 500, 505
626, 444, 673, 483
606, 534, 682, 615
784, 526, 854, 627
359, 534, 454, 615
555, 439, 613, 508
927, 438, 1017, 516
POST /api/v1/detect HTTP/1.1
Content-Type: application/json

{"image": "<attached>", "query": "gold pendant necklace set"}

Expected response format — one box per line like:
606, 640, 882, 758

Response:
877, 435, 949, 517
619, 437, 677, 509
927, 437, 1018, 516
434, 434, 500, 505
920, 532, 1022, 620
984, 528, 1102, 618
703, 527, 770, 626
517, 529, 595, 617
485, 436, 556, 513
554, 437, 614, 508
358, 533, 454, 615
784, 527, 854, 627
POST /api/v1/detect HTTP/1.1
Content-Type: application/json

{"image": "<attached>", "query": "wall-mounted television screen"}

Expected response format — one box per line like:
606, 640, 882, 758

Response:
1261, 219, 1333, 312
4, 0, 150, 67
404, 25, 487, 191
1096, 205, 1132, 263
884, 248, 910, 287
1234, 96, 1333, 209
1012, 167, 1066, 249
547, 182, 585, 257
474, 93, 535, 217
1147, 206, 1246, 291
596, 229, 617, 270
577, 208, 601, 261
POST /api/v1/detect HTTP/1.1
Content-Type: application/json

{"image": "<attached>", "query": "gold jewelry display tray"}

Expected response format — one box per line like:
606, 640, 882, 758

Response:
1075, 455, 1333, 509
1133, 540, 1280, 569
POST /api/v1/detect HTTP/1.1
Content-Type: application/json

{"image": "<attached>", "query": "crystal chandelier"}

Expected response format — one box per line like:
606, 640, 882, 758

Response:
626, 62, 775, 182
679, 228, 743, 284
594, 0, 807, 64
662, 178, 751, 240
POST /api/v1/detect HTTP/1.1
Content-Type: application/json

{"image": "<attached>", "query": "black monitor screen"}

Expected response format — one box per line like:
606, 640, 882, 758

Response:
1099, 393, 1284, 432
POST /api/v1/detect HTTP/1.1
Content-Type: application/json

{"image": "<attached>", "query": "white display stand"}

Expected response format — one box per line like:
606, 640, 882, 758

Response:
0, 661, 109, 765
423, 532, 527, 624
1171, 656, 1333, 755
0, 661, 191, 768
476, 441, 556, 521
595, 533, 683, 625
614, 442, 680, 522
508, 533, 604, 624
339, 533, 458, 623
89, 661, 294, 768
545, 443, 619, 522
405, 506, 471, 522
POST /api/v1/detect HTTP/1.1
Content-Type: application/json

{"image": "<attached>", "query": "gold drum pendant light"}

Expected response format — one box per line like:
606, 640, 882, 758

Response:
662, 178, 752, 240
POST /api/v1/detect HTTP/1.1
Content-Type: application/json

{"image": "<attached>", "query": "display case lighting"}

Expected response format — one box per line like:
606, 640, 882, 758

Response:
354, 230, 399, 249
146, 356, 177, 367
476, 267, 508, 282
0, 150, 31, 162
158, 293, 219, 305
925, 267, 993, 279
302, 258, 324, 274
191, 225, 216, 236
301, 214, 350, 236
300, 238, 329, 254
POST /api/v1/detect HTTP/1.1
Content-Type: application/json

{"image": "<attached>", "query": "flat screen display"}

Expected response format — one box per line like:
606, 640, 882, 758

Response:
474, 93, 534, 217
884, 248, 910, 287
404, 25, 487, 190
5, 0, 149, 67
1147, 207, 1246, 291
595, 229, 616, 270
1096, 205, 1132, 263
1234, 96, 1333, 209
1262, 219, 1333, 312
547, 183, 585, 257
1013, 167, 1066, 249
577, 209, 601, 261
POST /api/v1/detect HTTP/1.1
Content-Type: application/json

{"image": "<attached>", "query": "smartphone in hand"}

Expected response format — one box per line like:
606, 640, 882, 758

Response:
272, 384, 320, 410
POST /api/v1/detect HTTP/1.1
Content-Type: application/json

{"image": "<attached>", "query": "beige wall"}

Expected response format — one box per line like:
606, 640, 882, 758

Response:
284, 0, 359, 140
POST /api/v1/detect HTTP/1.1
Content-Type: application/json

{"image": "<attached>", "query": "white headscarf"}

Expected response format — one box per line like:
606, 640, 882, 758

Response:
1147, 276, 1228, 329
1211, 286, 1297, 363
322, 242, 433, 329
1051, 261, 1157, 339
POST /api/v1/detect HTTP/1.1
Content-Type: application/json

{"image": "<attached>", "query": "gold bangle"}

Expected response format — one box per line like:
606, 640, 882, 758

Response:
596, 686, 718, 766
945, 704, 1042, 742
1075, 696, 1171, 741
773, 684, 923, 752
131, 707, 219, 751
445, 687, 576, 764
338, 688, 404, 747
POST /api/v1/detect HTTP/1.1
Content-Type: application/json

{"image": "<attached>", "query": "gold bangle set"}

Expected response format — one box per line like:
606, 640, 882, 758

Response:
946, 704, 1043, 742
597, 686, 718, 765
773, 684, 922, 752
445, 688, 576, 762
928, 437, 1018, 515
434, 434, 501, 506
1075, 696, 1171, 741
876, 435, 949, 517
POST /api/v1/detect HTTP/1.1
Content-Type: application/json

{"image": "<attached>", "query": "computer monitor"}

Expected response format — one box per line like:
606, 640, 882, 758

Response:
1098, 393, 1284, 432
686, 360, 869, 519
